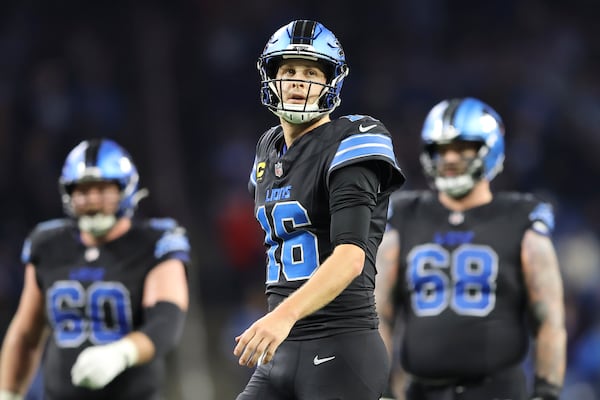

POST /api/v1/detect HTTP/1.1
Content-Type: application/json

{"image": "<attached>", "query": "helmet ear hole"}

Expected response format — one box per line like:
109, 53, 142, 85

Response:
265, 57, 281, 79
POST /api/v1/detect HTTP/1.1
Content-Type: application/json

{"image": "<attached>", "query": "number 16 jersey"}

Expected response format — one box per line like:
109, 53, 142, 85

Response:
249, 115, 405, 340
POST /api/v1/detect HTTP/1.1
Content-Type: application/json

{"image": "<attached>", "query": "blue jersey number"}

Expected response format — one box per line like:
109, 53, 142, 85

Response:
406, 244, 498, 317
47, 280, 133, 347
256, 201, 319, 283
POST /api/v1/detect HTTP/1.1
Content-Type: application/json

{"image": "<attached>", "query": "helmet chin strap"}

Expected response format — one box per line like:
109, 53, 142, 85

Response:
435, 174, 476, 198
268, 79, 333, 125
78, 214, 117, 237
274, 102, 329, 124
432, 154, 484, 199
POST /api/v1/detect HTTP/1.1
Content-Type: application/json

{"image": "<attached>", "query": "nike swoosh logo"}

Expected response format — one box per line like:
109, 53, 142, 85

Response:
313, 355, 336, 365
358, 124, 377, 132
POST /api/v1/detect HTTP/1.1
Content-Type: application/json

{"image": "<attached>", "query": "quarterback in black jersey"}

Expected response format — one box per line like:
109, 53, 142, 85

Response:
0, 139, 190, 400
233, 20, 405, 400
377, 98, 566, 400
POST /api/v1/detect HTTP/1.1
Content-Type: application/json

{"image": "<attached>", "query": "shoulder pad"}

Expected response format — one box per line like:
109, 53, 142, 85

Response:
340, 114, 380, 124
155, 226, 191, 259
149, 218, 179, 232
21, 238, 32, 264
529, 202, 555, 235
329, 130, 398, 172
257, 125, 282, 150
385, 190, 428, 225
33, 218, 72, 234
500, 192, 555, 236
390, 190, 431, 210
22, 218, 73, 264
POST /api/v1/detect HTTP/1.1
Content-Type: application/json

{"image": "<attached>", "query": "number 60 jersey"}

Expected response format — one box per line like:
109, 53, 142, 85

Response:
249, 115, 405, 340
387, 190, 555, 378
21, 218, 190, 399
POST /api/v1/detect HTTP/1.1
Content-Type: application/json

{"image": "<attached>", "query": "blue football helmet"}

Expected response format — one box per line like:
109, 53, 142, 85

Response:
419, 97, 505, 197
59, 138, 142, 218
257, 20, 349, 124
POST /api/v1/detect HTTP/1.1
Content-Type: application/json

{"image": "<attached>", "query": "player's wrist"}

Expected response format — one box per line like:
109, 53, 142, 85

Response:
0, 389, 23, 400
110, 337, 139, 368
531, 375, 561, 400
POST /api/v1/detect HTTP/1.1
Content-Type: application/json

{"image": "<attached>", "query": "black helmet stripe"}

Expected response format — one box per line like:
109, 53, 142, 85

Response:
442, 98, 462, 131
291, 20, 317, 44
84, 139, 102, 166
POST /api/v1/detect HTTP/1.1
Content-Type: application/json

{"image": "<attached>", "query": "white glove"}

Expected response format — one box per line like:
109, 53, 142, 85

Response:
71, 338, 138, 390
0, 390, 23, 400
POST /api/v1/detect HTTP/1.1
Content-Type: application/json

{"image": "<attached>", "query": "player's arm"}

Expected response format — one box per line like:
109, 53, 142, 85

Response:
136, 257, 189, 362
375, 228, 400, 355
0, 264, 48, 399
71, 257, 188, 390
274, 161, 378, 324
521, 229, 566, 400
375, 228, 407, 400
234, 238, 366, 368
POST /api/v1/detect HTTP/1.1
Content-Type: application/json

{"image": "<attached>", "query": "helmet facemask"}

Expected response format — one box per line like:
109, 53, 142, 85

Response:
420, 142, 486, 199
261, 60, 347, 124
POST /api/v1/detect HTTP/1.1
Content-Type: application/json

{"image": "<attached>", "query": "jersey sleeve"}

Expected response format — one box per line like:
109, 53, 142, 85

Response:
387, 191, 426, 230
248, 155, 258, 197
21, 219, 72, 265
149, 218, 192, 266
327, 116, 405, 193
527, 200, 555, 237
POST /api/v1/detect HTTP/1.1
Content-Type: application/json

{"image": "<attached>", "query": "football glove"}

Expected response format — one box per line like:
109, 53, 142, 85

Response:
71, 338, 138, 390
0, 390, 23, 400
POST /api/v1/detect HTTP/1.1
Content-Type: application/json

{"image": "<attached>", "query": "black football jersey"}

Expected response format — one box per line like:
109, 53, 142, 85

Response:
388, 190, 555, 379
249, 115, 405, 340
21, 218, 191, 400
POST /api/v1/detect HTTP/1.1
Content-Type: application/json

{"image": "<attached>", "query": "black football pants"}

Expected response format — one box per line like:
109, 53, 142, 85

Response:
236, 329, 390, 400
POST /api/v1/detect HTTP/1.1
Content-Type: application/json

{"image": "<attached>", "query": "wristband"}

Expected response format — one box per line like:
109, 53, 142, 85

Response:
140, 301, 186, 358
532, 375, 561, 400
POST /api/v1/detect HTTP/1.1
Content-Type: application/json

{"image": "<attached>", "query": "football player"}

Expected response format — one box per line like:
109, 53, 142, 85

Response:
233, 19, 406, 400
377, 98, 566, 400
0, 139, 190, 400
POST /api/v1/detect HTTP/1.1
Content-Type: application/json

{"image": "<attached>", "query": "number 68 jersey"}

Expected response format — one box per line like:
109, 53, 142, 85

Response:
387, 190, 555, 378
21, 217, 190, 399
249, 115, 405, 340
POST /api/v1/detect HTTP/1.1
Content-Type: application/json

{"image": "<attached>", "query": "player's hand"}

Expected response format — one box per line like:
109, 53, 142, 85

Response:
71, 338, 138, 390
233, 310, 295, 368
0, 390, 23, 400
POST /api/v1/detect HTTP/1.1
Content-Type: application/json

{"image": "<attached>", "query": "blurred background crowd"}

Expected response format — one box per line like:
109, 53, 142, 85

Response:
0, 0, 598, 399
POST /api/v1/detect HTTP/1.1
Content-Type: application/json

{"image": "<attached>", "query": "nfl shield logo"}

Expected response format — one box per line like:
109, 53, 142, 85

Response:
274, 161, 283, 177
448, 211, 464, 225
85, 247, 100, 262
